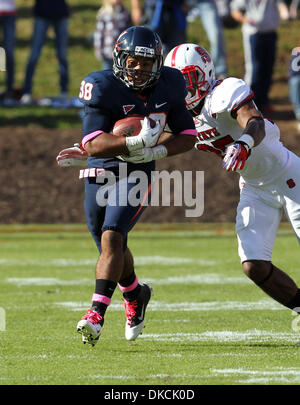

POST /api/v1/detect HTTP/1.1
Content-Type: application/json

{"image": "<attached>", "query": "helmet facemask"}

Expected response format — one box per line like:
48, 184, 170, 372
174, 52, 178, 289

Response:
182, 65, 210, 110
113, 26, 164, 91
163, 44, 216, 110
114, 50, 161, 90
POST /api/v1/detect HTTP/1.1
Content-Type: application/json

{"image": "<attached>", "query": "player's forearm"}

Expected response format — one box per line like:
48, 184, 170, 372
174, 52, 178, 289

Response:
156, 131, 175, 145
162, 134, 196, 157
84, 132, 128, 158
236, 102, 266, 147
241, 117, 265, 147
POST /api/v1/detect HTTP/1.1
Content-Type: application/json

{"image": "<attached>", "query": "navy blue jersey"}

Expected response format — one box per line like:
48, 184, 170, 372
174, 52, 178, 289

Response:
79, 66, 195, 169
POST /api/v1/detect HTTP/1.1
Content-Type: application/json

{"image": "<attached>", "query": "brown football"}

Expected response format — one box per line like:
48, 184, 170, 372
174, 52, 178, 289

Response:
112, 115, 156, 137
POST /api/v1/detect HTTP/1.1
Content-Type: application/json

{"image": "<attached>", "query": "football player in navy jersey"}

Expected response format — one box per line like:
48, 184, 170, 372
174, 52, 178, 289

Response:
56, 26, 197, 346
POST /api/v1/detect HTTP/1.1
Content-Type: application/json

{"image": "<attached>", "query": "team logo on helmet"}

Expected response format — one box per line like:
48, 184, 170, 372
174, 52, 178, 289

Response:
195, 46, 211, 63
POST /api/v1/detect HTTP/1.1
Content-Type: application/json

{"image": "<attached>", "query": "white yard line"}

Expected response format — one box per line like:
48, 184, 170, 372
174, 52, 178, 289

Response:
5, 273, 250, 287
134, 256, 217, 266
1, 371, 299, 384
139, 330, 298, 343
0, 255, 218, 267
77, 375, 132, 380
52, 299, 283, 312
4, 300, 283, 312
213, 368, 300, 376
212, 368, 300, 384
145, 274, 250, 285
6, 277, 93, 286
0, 258, 96, 267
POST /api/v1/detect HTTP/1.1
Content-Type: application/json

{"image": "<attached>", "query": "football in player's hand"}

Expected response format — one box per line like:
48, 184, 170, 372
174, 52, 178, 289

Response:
113, 115, 156, 137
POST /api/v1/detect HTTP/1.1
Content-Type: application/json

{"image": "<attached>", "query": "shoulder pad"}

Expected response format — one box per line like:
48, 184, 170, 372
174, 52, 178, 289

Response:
208, 77, 253, 114
78, 71, 109, 107
161, 66, 187, 97
161, 65, 184, 80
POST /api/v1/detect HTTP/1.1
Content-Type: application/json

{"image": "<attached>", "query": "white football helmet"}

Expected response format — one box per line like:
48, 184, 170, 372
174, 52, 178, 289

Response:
164, 44, 216, 110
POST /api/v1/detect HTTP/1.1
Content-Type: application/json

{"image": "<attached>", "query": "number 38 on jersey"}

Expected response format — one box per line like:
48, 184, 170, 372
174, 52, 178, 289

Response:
79, 80, 94, 101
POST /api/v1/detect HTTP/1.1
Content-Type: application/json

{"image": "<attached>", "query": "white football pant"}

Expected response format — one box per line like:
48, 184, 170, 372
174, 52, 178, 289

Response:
236, 151, 300, 262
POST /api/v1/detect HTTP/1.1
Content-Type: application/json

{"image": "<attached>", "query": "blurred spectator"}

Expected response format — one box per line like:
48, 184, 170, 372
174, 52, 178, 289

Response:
230, 0, 285, 112
94, 0, 132, 71
187, 0, 228, 78
279, 0, 299, 19
214, 0, 240, 28
289, 0, 300, 18
0, 0, 16, 99
130, 0, 189, 54
20, 0, 70, 105
289, 45, 300, 131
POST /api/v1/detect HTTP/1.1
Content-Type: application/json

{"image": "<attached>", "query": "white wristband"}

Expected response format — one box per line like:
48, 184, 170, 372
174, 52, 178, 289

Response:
125, 136, 143, 152
238, 134, 255, 149
152, 145, 168, 160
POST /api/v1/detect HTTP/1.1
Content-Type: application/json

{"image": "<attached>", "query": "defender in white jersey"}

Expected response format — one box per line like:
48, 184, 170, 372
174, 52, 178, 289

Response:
162, 43, 300, 315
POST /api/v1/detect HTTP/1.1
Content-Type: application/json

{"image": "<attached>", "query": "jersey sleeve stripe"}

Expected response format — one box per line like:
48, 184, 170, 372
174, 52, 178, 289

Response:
82, 130, 103, 148
180, 129, 198, 136
231, 90, 254, 111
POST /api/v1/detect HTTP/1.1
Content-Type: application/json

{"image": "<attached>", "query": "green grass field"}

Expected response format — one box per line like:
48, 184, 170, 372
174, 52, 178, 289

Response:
1, 223, 300, 386
1, 1, 300, 389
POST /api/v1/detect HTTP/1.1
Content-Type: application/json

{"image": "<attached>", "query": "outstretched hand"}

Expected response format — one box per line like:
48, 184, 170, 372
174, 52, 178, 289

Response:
56, 143, 88, 167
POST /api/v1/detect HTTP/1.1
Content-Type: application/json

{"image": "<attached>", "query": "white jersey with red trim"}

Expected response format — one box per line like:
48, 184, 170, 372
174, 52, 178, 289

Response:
194, 77, 289, 186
